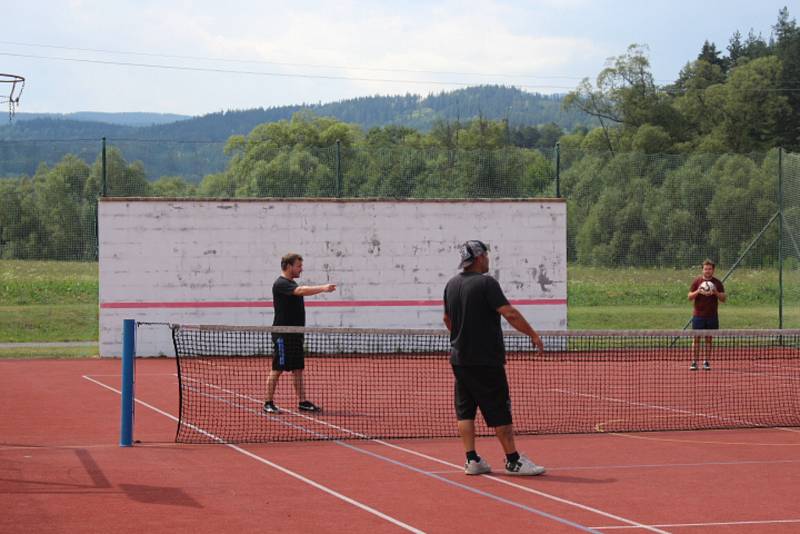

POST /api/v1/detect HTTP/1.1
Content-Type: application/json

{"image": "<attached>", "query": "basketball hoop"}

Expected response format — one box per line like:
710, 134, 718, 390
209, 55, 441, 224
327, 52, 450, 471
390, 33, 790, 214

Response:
0, 73, 25, 121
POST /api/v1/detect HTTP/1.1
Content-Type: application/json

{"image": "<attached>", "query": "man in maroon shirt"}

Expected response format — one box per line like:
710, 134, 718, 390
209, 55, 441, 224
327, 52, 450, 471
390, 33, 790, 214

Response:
687, 259, 726, 370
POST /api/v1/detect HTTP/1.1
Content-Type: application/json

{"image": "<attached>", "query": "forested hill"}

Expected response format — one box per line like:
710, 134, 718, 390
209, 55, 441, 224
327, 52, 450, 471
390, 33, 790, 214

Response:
14, 112, 190, 127
1, 86, 591, 141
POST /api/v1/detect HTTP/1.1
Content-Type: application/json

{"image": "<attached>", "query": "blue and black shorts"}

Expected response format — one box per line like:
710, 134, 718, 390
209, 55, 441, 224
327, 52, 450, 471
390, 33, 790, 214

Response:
692, 316, 719, 330
271, 333, 305, 371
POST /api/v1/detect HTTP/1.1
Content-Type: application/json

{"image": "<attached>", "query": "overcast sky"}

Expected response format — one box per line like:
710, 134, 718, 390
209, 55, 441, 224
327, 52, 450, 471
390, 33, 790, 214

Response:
1, 1, 793, 115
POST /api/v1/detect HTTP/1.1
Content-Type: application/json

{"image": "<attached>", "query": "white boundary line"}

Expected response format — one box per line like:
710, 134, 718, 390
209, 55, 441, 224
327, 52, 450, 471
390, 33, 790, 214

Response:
550, 388, 799, 430
591, 519, 800, 530
83, 373, 175, 377
417, 458, 800, 472
101, 369, 800, 534
366, 438, 669, 534
81, 375, 425, 534
546, 459, 800, 471
173, 381, 600, 532
716, 367, 800, 382
175, 377, 667, 534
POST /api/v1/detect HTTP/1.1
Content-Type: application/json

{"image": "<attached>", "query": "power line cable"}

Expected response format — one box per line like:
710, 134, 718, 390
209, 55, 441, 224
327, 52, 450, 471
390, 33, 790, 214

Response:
4, 48, 800, 94
0, 40, 588, 82
0, 51, 580, 90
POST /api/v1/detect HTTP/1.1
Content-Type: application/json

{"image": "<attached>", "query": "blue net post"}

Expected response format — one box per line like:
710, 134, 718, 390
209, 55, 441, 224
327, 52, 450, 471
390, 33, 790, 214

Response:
120, 319, 135, 447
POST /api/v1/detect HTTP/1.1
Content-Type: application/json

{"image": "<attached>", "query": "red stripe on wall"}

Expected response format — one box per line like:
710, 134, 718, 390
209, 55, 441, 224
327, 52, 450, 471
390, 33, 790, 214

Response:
100, 299, 566, 309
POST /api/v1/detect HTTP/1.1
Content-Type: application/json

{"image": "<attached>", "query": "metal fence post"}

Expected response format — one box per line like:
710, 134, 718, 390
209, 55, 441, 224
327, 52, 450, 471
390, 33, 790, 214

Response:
93, 137, 108, 261
101, 137, 107, 197
335, 139, 342, 197
555, 142, 561, 198
778, 146, 784, 329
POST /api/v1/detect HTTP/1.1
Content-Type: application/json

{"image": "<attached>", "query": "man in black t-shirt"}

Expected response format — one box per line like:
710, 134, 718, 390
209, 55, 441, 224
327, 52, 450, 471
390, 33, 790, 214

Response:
263, 253, 336, 414
443, 240, 546, 476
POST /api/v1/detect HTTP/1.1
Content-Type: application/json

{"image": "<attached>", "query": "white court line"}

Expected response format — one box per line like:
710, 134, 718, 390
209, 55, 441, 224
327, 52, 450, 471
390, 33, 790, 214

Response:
546, 459, 800, 471
605, 432, 800, 446
591, 519, 800, 530
81, 375, 425, 534
420, 457, 800, 473
365, 438, 669, 534
755, 363, 800, 373
179, 382, 347, 437
716, 367, 800, 382
176, 382, 600, 532
178, 378, 667, 534
83, 373, 175, 377
550, 388, 797, 430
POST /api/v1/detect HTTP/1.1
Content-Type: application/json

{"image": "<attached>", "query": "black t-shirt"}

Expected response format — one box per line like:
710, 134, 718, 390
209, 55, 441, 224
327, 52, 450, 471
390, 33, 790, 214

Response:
443, 272, 510, 366
272, 276, 305, 326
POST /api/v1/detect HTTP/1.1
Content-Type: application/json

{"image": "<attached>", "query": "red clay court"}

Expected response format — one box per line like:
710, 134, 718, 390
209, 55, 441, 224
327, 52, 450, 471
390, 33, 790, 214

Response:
2, 355, 800, 533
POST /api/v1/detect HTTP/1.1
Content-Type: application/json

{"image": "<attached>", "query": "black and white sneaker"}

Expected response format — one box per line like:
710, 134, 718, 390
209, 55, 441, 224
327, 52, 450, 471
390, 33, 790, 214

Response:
263, 401, 280, 414
465, 457, 491, 475
505, 455, 546, 476
702, 360, 711, 371
689, 361, 698, 371
298, 400, 321, 412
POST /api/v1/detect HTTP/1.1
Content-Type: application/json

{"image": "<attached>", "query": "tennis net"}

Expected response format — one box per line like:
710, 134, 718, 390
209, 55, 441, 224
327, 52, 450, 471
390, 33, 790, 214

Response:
171, 325, 800, 443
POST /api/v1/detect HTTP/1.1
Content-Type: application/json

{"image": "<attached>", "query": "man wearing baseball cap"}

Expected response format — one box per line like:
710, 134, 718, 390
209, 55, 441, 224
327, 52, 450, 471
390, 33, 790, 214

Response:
443, 240, 546, 476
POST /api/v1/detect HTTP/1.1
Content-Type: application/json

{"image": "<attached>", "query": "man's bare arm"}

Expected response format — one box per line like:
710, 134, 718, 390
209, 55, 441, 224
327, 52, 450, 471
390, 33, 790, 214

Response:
497, 304, 544, 353
293, 284, 337, 297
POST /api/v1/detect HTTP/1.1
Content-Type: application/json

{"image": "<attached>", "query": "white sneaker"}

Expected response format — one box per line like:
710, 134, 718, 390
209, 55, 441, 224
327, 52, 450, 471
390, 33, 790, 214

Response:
465, 457, 491, 475
505, 455, 546, 476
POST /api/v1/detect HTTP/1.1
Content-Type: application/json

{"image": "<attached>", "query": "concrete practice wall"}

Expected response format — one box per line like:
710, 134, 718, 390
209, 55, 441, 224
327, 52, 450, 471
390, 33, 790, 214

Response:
99, 198, 567, 356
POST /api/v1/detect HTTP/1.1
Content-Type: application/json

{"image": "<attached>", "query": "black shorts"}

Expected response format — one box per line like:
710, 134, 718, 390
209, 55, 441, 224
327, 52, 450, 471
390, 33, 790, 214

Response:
451, 365, 512, 427
692, 316, 719, 330
271, 333, 305, 371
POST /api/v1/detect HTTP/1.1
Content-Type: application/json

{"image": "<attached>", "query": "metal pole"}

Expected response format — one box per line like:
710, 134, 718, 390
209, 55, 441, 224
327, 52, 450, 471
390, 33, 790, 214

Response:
335, 139, 342, 198
555, 142, 561, 198
93, 199, 99, 261
120, 319, 136, 447
778, 147, 784, 329
95, 137, 106, 261
101, 137, 107, 197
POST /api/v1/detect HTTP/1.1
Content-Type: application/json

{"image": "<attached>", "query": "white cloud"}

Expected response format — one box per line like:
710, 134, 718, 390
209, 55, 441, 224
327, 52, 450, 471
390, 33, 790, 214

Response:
152, 2, 604, 97
11, 0, 786, 113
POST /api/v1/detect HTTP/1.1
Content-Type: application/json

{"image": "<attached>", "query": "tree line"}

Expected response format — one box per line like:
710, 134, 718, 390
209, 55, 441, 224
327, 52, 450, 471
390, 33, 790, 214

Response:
0, 86, 590, 144
563, 8, 800, 154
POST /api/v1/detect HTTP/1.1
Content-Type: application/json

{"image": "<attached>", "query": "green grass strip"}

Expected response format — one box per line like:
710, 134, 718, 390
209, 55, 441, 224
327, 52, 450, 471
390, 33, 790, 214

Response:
0, 345, 99, 359
0, 260, 98, 305
0, 304, 98, 342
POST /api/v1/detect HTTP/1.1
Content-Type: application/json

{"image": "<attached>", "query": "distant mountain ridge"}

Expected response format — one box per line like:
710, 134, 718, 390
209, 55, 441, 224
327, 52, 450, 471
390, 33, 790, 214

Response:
14, 111, 191, 127
2, 86, 593, 142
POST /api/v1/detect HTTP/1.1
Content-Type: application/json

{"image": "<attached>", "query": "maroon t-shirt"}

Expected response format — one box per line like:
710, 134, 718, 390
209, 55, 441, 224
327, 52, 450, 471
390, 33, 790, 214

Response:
690, 276, 724, 318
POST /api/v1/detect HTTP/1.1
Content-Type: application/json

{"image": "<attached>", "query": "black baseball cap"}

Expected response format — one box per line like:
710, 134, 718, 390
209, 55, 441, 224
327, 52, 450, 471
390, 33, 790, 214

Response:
458, 240, 489, 269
